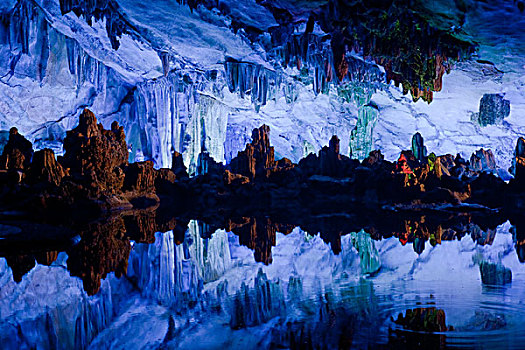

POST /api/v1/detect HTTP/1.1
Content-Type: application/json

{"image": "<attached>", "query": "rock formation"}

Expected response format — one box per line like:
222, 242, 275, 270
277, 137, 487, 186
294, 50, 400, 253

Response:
299, 135, 358, 178
229, 125, 275, 180
0, 127, 33, 172
0, 109, 170, 216
26, 149, 67, 186
123, 161, 157, 197
362, 150, 386, 169
196, 151, 225, 177
411, 132, 427, 163
470, 148, 496, 173
60, 109, 129, 198
393, 307, 452, 332
171, 151, 188, 179
479, 261, 512, 286
507, 138, 525, 212
476, 94, 510, 126
1, 118, 524, 224
509, 137, 525, 179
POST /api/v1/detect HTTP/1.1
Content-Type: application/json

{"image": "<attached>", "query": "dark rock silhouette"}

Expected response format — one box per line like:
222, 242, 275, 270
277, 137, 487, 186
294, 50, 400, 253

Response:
509, 137, 525, 179
230, 125, 275, 180
298, 135, 358, 178
123, 161, 158, 200
27, 149, 67, 186
0, 127, 33, 172
155, 168, 177, 193
224, 170, 250, 186
197, 151, 225, 177
393, 307, 452, 332
362, 150, 385, 168
0, 113, 524, 225
171, 151, 188, 179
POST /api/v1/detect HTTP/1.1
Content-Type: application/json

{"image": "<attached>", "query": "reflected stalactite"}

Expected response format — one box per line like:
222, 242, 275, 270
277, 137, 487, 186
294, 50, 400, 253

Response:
230, 268, 286, 329
34, 251, 59, 266
0, 208, 518, 296
0, 210, 186, 295
200, 211, 506, 265
391, 219, 499, 255
66, 213, 187, 295
390, 307, 452, 349
267, 280, 382, 349
393, 307, 453, 332
66, 217, 131, 296
227, 217, 294, 264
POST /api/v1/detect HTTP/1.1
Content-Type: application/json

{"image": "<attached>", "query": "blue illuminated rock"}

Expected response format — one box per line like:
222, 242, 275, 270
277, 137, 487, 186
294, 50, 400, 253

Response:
479, 261, 512, 285
476, 94, 510, 127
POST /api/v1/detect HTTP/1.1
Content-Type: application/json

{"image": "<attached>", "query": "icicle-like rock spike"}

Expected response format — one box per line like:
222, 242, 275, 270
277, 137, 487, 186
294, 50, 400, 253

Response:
224, 57, 281, 110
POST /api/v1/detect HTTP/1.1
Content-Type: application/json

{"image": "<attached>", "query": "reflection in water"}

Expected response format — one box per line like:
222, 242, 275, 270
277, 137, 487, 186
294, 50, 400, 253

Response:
512, 219, 525, 263
393, 307, 452, 332
226, 217, 295, 265
0, 211, 186, 296
390, 306, 452, 349
1, 211, 512, 289
67, 217, 131, 296
2, 211, 525, 348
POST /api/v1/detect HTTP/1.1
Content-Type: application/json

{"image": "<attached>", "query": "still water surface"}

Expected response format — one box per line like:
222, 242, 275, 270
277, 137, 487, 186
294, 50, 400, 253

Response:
1, 218, 525, 349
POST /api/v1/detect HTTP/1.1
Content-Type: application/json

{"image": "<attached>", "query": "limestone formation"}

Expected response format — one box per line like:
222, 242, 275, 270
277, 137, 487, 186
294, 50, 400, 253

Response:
230, 125, 275, 180
196, 151, 225, 177
299, 135, 358, 178
224, 170, 250, 186
476, 94, 510, 126
411, 132, 427, 163
123, 161, 157, 196
171, 151, 188, 179
362, 150, 385, 168
0, 119, 524, 221
509, 137, 525, 179
479, 261, 512, 285
27, 149, 67, 186
155, 168, 177, 193
470, 149, 496, 173
60, 109, 128, 197
0, 127, 34, 171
